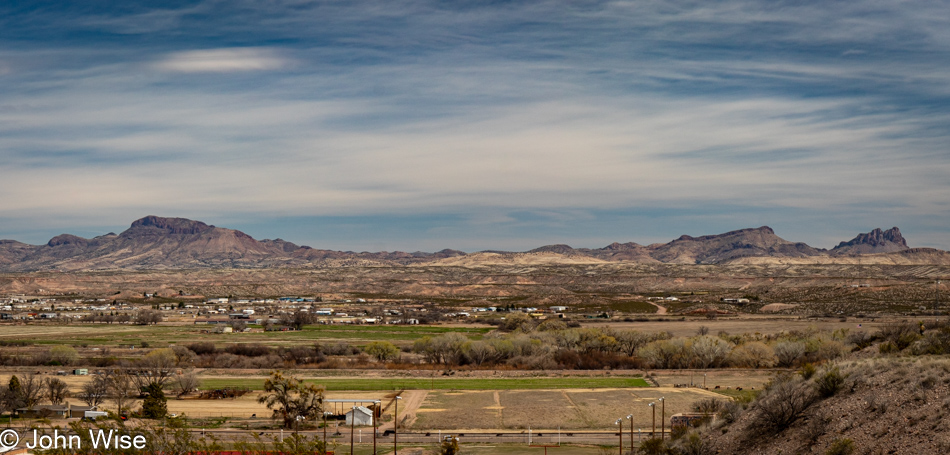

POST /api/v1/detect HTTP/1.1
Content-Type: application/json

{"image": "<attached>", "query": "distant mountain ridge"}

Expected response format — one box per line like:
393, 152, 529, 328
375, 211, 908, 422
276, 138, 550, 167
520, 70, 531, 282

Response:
0, 216, 942, 271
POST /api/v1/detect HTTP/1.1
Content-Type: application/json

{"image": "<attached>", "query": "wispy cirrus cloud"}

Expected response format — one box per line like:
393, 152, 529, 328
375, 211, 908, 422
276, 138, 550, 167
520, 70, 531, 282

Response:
153, 48, 292, 73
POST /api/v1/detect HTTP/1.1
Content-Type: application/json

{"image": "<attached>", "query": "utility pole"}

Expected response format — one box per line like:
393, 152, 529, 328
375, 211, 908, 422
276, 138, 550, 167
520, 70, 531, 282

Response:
937, 280, 941, 313
649, 402, 656, 439
394, 396, 402, 455
350, 406, 356, 455
615, 419, 622, 455
323, 412, 331, 455
626, 414, 633, 454
373, 400, 380, 455
659, 397, 666, 441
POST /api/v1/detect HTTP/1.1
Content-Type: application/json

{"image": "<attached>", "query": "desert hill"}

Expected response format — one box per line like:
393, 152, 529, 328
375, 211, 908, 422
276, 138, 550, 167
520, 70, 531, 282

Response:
703, 356, 950, 454
0, 216, 944, 271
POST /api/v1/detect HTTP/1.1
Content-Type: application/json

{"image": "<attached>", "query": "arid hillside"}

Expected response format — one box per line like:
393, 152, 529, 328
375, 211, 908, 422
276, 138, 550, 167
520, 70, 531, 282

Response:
703, 356, 950, 454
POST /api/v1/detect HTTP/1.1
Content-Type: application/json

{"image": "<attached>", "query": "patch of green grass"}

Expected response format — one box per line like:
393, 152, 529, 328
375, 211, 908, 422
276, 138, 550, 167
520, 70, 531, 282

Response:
201, 376, 650, 391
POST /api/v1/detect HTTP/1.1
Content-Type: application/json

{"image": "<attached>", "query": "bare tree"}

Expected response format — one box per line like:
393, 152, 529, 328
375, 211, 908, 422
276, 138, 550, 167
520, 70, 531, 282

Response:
171, 345, 197, 367
279, 311, 313, 330
131, 348, 177, 389
78, 374, 110, 408
45, 377, 70, 405
18, 373, 43, 410
773, 341, 806, 368
134, 309, 163, 325
691, 335, 733, 368
175, 370, 201, 396
106, 369, 138, 415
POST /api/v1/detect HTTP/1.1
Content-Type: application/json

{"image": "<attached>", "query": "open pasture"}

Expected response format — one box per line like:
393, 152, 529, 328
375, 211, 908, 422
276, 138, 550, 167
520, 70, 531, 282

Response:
0, 323, 492, 348
412, 387, 720, 430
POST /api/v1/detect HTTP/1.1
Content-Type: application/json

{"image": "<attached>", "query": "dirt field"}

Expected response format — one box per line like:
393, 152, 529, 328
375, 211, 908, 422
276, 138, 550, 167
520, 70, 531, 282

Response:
411, 387, 720, 431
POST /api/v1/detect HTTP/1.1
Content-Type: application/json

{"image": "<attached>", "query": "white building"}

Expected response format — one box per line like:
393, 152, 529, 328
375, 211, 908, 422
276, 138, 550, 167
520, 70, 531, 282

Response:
345, 406, 374, 426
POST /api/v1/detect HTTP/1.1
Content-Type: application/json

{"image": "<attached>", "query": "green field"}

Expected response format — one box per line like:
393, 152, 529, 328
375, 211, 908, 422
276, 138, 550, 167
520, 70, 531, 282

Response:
201, 376, 650, 391
0, 324, 493, 347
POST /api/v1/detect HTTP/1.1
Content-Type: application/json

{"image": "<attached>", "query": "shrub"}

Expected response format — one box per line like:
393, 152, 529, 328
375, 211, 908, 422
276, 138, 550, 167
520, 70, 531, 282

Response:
717, 400, 743, 424
800, 363, 817, 380
729, 342, 776, 368
825, 438, 855, 455
815, 367, 847, 398
692, 397, 725, 415
751, 375, 816, 436
281, 345, 325, 365
877, 322, 921, 350
846, 331, 874, 349
773, 341, 806, 367
638, 437, 671, 455
224, 343, 272, 357
186, 342, 216, 356
671, 430, 706, 455
878, 341, 899, 354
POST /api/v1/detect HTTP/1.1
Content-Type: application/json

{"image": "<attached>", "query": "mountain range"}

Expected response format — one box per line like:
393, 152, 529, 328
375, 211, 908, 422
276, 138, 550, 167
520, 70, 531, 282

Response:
0, 216, 944, 271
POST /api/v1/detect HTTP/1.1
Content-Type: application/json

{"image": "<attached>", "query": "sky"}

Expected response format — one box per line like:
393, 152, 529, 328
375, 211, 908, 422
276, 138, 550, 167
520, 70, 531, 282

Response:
1, 0, 948, 252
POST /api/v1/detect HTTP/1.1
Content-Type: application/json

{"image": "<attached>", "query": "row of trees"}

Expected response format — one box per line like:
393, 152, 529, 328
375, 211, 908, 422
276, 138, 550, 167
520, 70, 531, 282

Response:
407, 324, 856, 370
0, 348, 200, 420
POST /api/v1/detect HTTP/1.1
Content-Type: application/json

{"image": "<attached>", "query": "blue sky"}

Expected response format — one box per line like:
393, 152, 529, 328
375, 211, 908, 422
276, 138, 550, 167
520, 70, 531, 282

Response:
1, 0, 948, 252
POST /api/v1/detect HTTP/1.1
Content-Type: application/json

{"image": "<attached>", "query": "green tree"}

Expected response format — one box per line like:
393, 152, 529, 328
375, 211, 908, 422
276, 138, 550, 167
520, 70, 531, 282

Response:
258, 371, 325, 429
141, 383, 168, 419
49, 345, 79, 366
365, 341, 399, 362
8, 375, 21, 396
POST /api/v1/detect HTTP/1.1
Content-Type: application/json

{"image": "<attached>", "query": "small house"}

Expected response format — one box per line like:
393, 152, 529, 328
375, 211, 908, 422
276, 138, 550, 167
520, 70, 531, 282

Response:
345, 406, 374, 426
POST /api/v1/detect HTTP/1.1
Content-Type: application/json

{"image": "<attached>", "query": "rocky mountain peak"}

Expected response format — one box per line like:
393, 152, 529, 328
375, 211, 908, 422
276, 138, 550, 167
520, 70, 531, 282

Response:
836, 227, 907, 248
128, 216, 213, 235
832, 227, 909, 255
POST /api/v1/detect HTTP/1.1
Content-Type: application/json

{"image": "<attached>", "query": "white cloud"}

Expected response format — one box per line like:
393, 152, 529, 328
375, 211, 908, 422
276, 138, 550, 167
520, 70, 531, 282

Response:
153, 48, 292, 73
